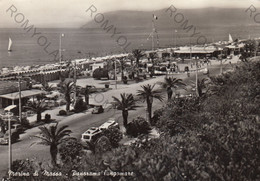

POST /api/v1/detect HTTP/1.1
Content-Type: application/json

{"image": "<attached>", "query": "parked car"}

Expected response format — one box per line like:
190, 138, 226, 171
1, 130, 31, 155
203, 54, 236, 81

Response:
203, 68, 209, 75
10, 123, 23, 134
81, 127, 102, 144
0, 131, 20, 145
99, 118, 119, 130
92, 105, 104, 114
184, 66, 189, 72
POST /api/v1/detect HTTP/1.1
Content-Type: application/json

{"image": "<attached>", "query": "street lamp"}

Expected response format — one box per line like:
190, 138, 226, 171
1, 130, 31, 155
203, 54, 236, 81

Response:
59, 33, 65, 79
4, 105, 17, 176
113, 59, 121, 89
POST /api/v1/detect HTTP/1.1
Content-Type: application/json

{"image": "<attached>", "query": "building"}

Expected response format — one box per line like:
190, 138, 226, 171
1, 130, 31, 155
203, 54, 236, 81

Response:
0, 81, 44, 109
174, 46, 221, 59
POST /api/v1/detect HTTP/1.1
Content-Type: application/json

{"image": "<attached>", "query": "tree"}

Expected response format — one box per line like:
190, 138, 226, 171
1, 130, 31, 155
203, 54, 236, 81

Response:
25, 100, 48, 122
82, 85, 95, 106
132, 49, 145, 78
137, 84, 164, 123
42, 83, 55, 93
190, 78, 209, 97
34, 123, 72, 167
102, 127, 123, 148
119, 58, 128, 81
58, 81, 74, 111
59, 138, 83, 164
149, 52, 158, 76
126, 116, 151, 137
158, 77, 186, 100
112, 93, 137, 128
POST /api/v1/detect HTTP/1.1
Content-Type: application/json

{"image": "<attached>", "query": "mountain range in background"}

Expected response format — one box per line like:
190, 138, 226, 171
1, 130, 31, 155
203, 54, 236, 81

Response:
82, 7, 255, 30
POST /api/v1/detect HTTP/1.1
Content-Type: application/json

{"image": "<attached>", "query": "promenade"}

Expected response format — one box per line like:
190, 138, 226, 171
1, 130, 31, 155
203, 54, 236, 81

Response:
26, 56, 239, 125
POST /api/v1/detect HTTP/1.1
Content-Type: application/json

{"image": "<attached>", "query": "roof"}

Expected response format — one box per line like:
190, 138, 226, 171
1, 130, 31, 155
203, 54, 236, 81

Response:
174, 50, 215, 54
0, 89, 45, 100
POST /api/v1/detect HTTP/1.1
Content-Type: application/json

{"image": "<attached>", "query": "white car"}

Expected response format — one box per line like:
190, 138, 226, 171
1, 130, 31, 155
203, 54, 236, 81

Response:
99, 119, 119, 130
203, 68, 209, 75
81, 127, 102, 143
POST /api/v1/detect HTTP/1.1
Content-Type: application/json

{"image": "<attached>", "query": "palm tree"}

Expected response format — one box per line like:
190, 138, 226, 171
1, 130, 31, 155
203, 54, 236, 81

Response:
42, 83, 55, 93
137, 84, 164, 123
132, 49, 145, 78
25, 100, 48, 122
132, 49, 145, 67
190, 78, 209, 97
159, 77, 186, 100
58, 81, 74, 111
149, 52, 157, 77
112, 93, 137, 128
83, 85, 96, 106
118, 58, 128, 81
34, 123, 72, 166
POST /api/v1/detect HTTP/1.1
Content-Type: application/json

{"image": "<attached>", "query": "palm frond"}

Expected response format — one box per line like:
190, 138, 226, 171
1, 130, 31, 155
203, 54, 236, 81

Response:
38, 126, 52, 140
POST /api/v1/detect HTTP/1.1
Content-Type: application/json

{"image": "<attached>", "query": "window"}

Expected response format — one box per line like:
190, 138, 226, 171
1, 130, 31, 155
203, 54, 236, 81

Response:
83, 135, 90, 139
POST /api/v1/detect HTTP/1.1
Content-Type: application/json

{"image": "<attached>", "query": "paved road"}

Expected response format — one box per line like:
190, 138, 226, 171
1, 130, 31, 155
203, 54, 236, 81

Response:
0, 63, 232, 177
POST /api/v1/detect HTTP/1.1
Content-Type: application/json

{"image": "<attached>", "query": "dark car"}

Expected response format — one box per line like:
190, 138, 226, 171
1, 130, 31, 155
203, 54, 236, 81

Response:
184, 66, 189, 72
0, 131, 20, 145
92, 105, 104, 114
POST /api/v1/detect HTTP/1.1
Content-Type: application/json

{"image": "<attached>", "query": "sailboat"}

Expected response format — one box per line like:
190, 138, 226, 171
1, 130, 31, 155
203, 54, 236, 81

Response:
228, 34, 233, 43
8, 38, 12, 52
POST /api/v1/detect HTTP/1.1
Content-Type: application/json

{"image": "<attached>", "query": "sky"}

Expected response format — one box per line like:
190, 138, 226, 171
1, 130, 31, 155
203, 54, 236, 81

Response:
1, 0, 260, 28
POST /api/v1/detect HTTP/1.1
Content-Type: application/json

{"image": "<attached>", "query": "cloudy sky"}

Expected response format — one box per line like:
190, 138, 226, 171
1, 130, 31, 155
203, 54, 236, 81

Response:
1, 0, 260, 28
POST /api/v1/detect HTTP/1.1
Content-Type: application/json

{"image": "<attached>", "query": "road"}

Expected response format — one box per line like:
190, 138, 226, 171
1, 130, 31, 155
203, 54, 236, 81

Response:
0, 63, 232, 177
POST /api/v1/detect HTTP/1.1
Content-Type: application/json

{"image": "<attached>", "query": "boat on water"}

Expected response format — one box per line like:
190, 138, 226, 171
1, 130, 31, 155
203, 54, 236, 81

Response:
8, 38, 12, 52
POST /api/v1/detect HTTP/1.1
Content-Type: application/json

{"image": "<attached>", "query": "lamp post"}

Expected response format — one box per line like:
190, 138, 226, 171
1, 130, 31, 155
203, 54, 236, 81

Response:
59, 33, 64, 79
115, 60, 117, 89
4, 105, 17, 178
17, 76, 22, 123
114, 59, 121, 89
195, 57, 199, 97
73, 62, 77, 105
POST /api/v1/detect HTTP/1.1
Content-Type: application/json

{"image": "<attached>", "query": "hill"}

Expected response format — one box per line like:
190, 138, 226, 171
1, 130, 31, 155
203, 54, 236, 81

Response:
82, 7, 254, 31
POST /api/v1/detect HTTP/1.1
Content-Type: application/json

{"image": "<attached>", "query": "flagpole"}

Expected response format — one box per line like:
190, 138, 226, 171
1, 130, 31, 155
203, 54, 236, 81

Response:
59, 34, 62, 77
175, 30, 177, 48
152, 20, 154, 51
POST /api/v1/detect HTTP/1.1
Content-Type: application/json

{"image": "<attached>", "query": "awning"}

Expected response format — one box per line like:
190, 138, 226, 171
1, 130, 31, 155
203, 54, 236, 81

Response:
0, 89, 45, 100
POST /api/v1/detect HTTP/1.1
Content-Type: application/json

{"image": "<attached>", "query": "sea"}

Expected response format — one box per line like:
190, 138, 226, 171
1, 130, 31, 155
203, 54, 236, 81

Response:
0, 25, 260, 69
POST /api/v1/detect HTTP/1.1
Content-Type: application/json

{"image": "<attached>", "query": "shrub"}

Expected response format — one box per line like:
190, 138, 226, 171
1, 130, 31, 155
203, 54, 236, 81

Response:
102, 127, 123, 147
59, 138, 83, 164
44, 114, 51, 122
21, 118, 30, 128
151, 108, 164, 126
59, 110, 67, 116
74, 98, 86, 113
93, 68, 109, 80
126, 117, 151, 137
94, 136, 112, 154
